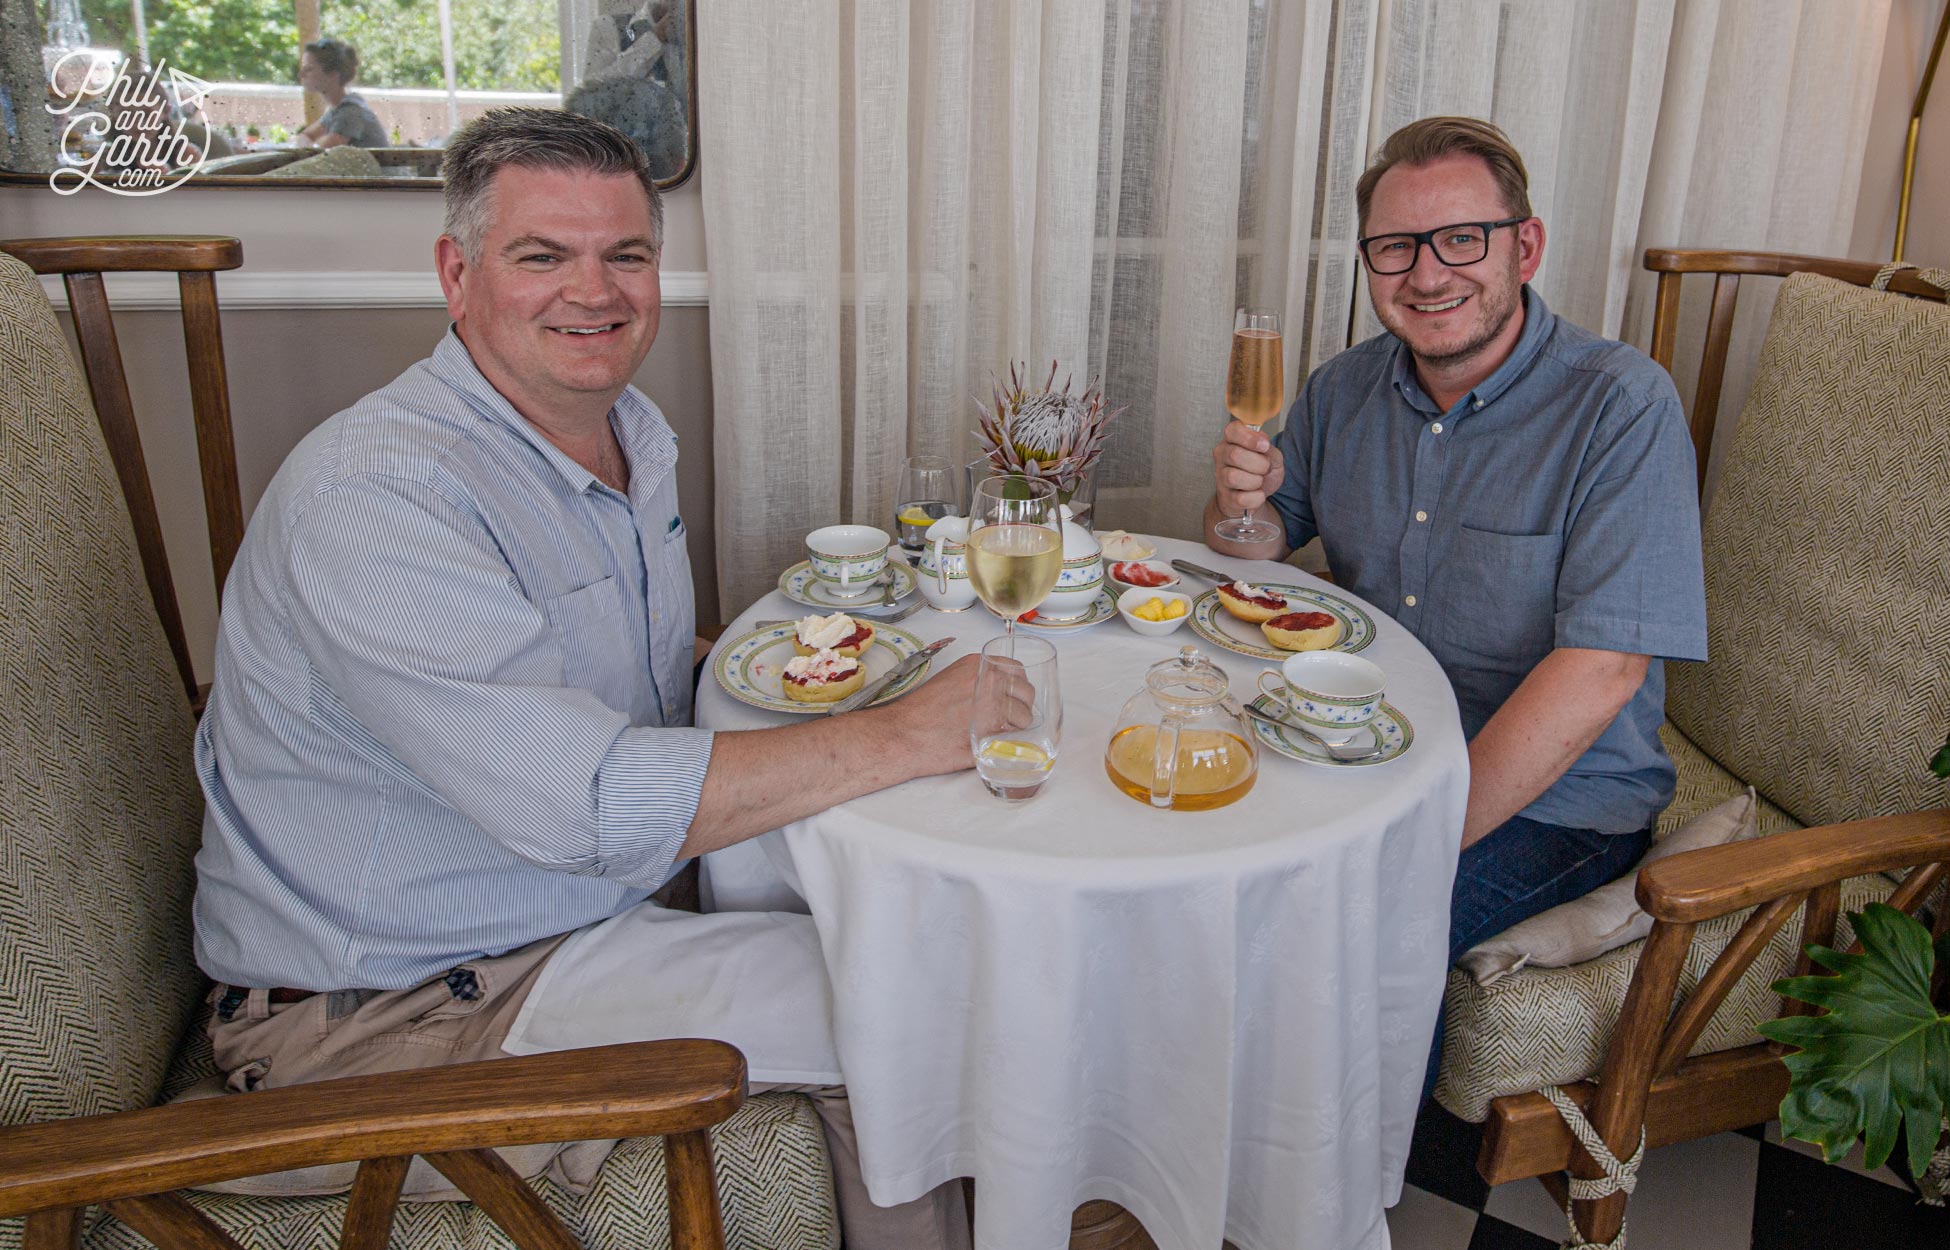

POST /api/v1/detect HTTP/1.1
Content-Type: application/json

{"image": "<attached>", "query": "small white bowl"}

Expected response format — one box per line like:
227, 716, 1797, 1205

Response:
1116, 587, 1194, 637
1106, 560, 1182, 593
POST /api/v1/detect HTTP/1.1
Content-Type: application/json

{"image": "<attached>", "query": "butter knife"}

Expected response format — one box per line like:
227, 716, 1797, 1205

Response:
1170, 558, 1237, 585
828, 637, 954, 714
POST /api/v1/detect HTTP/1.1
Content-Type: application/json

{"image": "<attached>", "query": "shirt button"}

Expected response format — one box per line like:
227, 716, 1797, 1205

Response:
1415, 510, 1428, 523
1472, 400, 1484, 410
1430, 422, 1444, 434
1404, 594, 1418, 607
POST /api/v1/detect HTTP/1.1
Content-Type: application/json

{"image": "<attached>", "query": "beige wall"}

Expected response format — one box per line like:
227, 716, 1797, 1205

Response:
1852, 0, 1950, 269
0, 178, 718, 681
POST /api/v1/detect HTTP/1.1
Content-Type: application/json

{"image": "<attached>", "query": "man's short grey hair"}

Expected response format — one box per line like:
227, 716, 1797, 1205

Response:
441, 107, 664, 262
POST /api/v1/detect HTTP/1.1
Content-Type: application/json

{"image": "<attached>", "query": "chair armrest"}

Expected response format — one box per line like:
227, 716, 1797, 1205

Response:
1636, 808, 1950, 924
0, 236, 243, 274
0, 1038, 745, 1220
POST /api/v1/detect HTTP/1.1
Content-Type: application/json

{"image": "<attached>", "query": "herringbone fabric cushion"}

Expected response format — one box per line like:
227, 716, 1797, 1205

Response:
1435, 722, 1891, 1122
0, 253, 206, 1128
1666, 272, 1950, 829
58, 1093, 838, 1250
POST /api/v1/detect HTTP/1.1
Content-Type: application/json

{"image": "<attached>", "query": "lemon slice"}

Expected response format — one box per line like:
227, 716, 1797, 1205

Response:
979, 739, 1051, 767
898, 505, 938, 527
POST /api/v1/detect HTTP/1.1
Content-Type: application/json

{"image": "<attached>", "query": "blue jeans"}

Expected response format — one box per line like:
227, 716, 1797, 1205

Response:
1422, 814, 1654, 1105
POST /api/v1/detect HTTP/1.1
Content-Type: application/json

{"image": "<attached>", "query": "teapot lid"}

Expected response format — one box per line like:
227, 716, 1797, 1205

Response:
1144, 644, 1231, 706
1057, 505, 1100, 558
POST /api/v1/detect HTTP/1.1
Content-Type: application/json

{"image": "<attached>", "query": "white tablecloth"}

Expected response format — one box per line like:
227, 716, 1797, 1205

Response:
697, 536, 1468, 1250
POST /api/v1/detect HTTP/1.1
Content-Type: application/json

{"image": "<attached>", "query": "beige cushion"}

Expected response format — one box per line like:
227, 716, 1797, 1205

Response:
261, 145, 384, 178
1435, 721, 1891, 1123
1666, 271, 1950, 829
0, 253, 207, 1129
1457, 789, 1762, 986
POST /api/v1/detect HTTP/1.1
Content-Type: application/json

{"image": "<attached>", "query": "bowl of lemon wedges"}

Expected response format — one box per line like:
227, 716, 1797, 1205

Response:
1117, 587, 1193, 637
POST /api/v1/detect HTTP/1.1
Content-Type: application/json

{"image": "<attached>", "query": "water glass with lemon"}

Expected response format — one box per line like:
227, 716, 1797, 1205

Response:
895, 455, 958, 552
969, 635, 1061, 801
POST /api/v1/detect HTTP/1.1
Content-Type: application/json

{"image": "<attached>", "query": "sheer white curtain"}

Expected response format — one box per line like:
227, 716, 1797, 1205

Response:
699, 0, 1891, 615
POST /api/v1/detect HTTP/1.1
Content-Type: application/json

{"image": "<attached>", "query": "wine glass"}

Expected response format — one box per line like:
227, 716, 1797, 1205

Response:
969, 635, 1062, 801
965, 475, 1062, 640
894, 456, 958, 552
1214, 307, 1286, 544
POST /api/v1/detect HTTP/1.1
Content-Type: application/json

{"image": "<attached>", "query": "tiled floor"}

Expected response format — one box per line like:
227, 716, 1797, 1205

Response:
1388, 1103, 1950, 1249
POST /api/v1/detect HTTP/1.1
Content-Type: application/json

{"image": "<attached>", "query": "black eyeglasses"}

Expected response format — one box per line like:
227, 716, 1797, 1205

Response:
1356, 218, 1528, 275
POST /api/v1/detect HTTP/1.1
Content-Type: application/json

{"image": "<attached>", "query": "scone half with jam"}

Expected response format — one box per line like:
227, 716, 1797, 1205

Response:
1260, 609, 1343, 651
792, 611, 876, 658
1214, 580, 1290, 624
780, 648, 866, 703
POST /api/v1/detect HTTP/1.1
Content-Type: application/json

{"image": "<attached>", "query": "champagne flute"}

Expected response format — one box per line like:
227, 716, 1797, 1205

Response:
1215, 308, 1286, 544
965, 475, 1062, 640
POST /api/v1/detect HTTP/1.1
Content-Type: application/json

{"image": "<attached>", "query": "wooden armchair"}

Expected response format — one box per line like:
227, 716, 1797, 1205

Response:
0, 235, 246, 708
1434, 251, 1950, 1248
0, 248, 841, 1248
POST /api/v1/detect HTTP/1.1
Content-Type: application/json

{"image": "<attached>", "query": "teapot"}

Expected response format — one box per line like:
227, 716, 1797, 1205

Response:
1038, 505, 1106, 621
1105, 645, 1258, 810
919, 515, 978, 611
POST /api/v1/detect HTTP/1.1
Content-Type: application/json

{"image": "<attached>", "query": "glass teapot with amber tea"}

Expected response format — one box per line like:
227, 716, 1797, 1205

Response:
1105, 644, 1258, 810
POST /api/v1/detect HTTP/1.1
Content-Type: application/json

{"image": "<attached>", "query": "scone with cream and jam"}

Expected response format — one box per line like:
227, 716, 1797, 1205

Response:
1214, 579, 1289, 624
1260, 610, 1342, 651
792, 611, 876, 658
781, 648, 866, 703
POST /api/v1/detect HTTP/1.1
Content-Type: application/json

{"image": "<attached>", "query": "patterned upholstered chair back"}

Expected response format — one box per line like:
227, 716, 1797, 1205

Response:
0, 253, 207, 1126
1665, 271, 1950, 828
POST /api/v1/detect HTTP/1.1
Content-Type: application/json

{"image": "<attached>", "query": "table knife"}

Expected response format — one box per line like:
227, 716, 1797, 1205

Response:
1170, 558, 1236, 585
828, 637, 954, 715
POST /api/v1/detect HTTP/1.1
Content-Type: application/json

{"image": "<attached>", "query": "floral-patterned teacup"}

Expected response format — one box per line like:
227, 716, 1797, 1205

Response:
806, 525, 890, 597
1256, 652, 1384, 745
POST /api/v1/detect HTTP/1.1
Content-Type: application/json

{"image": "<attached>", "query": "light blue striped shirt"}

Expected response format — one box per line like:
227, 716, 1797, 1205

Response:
193, 330, 713, 991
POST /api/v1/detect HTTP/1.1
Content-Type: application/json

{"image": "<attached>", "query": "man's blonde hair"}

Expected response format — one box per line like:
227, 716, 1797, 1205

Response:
1355, 117, 1532, 230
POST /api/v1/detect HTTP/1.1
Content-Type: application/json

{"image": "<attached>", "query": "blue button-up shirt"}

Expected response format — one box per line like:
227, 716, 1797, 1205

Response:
1268, 289, 1707, 833
193, 331, 713, 990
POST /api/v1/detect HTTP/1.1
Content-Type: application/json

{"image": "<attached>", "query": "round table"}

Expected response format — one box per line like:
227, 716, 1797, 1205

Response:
698, 536, 1468, 1250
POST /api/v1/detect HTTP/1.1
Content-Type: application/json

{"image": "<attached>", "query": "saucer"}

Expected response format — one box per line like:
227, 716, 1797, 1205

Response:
1248, 694, 1412, 768
779, 560, 917, 609
1017, 589, 1118, 632
1188, 583, 1376, 661
715, 620, 931, 714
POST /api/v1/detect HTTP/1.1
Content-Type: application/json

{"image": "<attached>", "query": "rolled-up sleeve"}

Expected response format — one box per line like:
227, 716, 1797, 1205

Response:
1554, 391, 1709, 663
283, 473, 710, 888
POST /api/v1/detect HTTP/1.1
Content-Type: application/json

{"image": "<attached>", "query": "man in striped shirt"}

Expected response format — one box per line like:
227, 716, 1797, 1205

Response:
190, 108, 978, 1249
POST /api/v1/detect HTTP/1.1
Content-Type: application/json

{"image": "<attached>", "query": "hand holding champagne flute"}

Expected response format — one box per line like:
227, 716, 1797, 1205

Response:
1215, 308, 1285, 544
965, 475, 1062, 640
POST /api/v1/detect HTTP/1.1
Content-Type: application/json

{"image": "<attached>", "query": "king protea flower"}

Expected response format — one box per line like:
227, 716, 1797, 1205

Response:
973, 361, 1122, 496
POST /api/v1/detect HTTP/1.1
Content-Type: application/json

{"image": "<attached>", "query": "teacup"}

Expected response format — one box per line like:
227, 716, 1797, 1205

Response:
1256, 652, 1384, 745
806, 525, 890, 598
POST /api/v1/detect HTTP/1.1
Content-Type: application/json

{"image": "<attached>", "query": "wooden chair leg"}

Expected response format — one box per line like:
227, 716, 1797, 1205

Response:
1069, 1199, 1157, 1250
22, 1208, 82, 1250
423, 1148, 580, 1250
664, 1128, 727, 1250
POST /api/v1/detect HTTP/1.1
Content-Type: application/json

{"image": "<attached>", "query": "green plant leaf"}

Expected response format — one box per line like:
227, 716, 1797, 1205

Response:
1931, 728, 1950, 778
1761, 903, 1950, 1177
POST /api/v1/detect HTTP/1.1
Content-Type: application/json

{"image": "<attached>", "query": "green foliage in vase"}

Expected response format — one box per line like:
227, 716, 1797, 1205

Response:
974, 361, 1122, 498
1760, 903, 1950, 1177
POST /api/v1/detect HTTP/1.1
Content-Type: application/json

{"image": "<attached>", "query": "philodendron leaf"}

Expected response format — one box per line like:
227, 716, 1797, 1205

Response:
1761, 903, 1950, 1178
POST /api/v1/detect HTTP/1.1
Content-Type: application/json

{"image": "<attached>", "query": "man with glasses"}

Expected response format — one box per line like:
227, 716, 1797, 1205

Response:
1205, 116, 1707, 1100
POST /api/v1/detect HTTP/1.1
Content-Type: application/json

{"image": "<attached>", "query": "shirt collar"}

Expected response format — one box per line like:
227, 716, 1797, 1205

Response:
427, 327, 677, 499
1388, 285, 1555, 416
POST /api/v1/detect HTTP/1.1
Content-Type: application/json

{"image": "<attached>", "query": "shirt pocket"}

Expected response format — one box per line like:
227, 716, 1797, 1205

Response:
1441, 525, 1562, 667
541, 576, 636, 702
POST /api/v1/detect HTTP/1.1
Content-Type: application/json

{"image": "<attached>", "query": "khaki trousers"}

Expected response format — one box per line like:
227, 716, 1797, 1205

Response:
208, 931, 969, 1250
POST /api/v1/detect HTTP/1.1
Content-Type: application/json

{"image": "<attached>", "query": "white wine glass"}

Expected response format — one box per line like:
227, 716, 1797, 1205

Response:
1215, 307, 1285, 544
965, 475, 1061, 641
